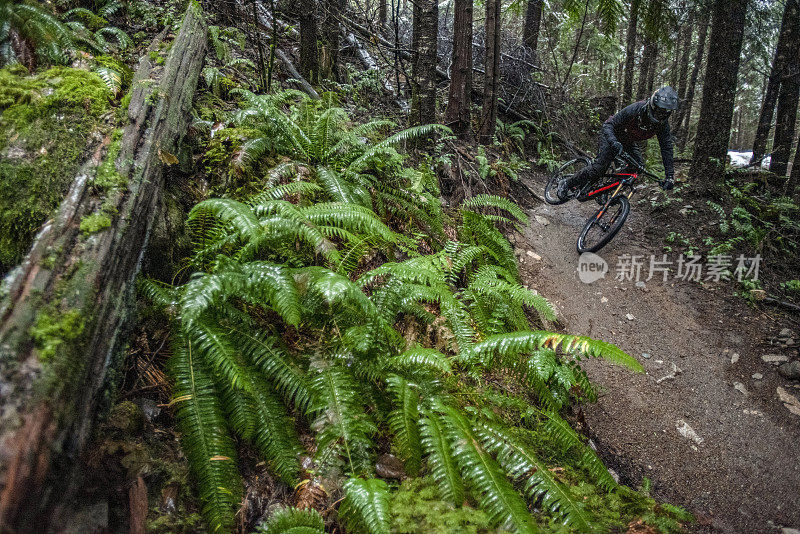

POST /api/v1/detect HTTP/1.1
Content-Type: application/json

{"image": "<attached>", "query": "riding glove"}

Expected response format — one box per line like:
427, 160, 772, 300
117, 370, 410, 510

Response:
612, 141, 624, 156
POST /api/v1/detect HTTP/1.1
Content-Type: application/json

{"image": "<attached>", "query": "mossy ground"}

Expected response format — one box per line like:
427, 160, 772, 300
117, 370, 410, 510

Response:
0, 66, 113, 273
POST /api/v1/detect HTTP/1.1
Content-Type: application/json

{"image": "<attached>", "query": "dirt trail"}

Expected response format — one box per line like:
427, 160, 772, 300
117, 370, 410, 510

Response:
516, 175, 800, 533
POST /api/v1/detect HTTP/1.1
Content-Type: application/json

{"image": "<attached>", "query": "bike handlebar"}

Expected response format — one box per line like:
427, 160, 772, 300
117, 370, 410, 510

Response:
619, 153, 661, 181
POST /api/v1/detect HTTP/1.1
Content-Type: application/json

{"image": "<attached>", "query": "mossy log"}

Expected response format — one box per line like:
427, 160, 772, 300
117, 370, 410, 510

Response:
0, 5, 207, 531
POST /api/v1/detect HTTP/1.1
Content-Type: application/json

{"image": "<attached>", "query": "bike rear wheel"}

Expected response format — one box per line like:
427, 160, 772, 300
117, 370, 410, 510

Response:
544, 158, 590, 205
576, 195, 630, 253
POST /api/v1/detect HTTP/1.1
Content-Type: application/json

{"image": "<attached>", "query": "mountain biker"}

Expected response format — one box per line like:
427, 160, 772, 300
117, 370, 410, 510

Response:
557, 86, 678, 201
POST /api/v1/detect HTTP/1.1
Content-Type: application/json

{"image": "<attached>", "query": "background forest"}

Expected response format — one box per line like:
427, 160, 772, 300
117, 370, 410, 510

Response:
0, 0, 798, 533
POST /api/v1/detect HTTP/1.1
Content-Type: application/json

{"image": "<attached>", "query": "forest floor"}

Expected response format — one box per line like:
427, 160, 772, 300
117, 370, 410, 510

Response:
514, 171, 800, 534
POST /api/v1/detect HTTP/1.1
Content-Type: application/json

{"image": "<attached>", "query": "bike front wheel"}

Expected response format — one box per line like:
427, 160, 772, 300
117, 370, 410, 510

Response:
544, 158, 589, 205
576, 195, 630, 253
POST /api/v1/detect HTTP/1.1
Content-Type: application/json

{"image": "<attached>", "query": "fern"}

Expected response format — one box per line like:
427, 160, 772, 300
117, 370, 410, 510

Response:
419, 408, 465, 506
442, 406, 538, 533
540, 411, 617, 490
475, 418, 594, 531
386, 374, 422, 476
310, 365, 376, 474
257, 507, 325, 534
145, 86, 664, 533
473, 331, 643, 372
170, 337, 242, 533
340, 478, 392, 534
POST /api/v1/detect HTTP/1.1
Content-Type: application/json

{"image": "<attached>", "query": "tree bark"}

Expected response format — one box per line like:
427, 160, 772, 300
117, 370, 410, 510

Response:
769, 0, 800, 176
636, 36, 656, 100
299, 0, 320, 83
646, 41, 658, 94
622, 0, 641, 104
522, 0, 543, 64
690, 0, 748, 188
677, 12, 709, 151
0, 6, 207, 531
445, 0, 473, 139
753, 0, 798, 165
674, 12, 694, 130
321, 0, 344, 80
479, 0, 501, 143
249, 2, 321, 99
410, 0, 438, 125
378, 0, 387, 30
791, 120, 800, 186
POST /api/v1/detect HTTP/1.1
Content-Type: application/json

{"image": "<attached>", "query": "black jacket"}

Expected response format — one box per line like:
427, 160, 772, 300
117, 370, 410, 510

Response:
601, 101, 674, 179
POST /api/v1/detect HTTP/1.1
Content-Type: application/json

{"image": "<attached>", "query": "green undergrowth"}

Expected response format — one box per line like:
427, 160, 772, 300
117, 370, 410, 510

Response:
140, 89, 690, 534
0, 65, 114, 272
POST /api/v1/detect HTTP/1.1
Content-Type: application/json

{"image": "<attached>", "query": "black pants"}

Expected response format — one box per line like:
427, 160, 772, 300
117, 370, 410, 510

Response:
565, 134, 644, 189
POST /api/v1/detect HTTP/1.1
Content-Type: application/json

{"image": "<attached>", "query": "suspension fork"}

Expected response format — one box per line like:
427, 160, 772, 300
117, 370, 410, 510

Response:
595, 181, 626, 220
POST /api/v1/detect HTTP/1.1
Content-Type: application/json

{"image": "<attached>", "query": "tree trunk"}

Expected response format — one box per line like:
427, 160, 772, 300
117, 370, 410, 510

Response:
523, 0, 543, 64
299, 0, 320, 83
445, 0, 473, 139
479, 0, 501, 143
791, 121, 800, 186
378, 0, 387, 30
646, 41, 658, 94
769, 0, 800, 176
410, 0, 438, 125
689, 0, 748, 188
249, 2, 321, 99
674, 12, 694, 130
622, 0, 641, 104
0, 6, 207, 531
677, 12, 709, 151
636, 36, 655, 100
753, 0, 798, 165
321, 0, 344, 80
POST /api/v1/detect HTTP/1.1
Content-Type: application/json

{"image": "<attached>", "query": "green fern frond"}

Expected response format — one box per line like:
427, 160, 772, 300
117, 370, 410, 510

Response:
419, 409, 465, 506
310, 365, 376, 474
460, 194, 529, 226
190, 198, 262, 244
473, 331, 642, 372
386, 374, 422, 476
541, 411, 617, 490
95, 26, 131, 49
170, 337, 242, 533
253, 179, 321, 202
257, 506, 325, 534
389, 348, 453, 375
475, 418, 594, 531
442, 406, 538, 533
340, 478, 392, 534
185, 318, 254, 393
94, 62, 122, 89
139, 278, 178, 311
316, 166, 361, 205
235, 328, 313, 412
248, 371, 303, 484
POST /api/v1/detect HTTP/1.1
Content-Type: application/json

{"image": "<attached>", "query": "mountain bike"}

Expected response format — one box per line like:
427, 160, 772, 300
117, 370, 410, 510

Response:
543, 153, 661, 254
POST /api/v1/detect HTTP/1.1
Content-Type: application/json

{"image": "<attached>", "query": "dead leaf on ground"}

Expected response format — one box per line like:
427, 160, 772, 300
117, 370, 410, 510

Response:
627, 519, 658, 533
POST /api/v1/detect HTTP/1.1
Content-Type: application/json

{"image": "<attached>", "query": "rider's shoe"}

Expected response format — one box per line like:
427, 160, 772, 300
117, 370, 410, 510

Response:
557, 180, 572, 201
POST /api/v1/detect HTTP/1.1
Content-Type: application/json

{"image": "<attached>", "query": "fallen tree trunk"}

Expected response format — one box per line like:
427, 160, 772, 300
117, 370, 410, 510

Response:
344, 31, 409, 111
0, 5, 207, 531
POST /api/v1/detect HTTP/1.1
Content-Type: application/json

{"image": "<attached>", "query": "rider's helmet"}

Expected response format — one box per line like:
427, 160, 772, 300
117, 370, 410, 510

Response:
646, 86, 678, 124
